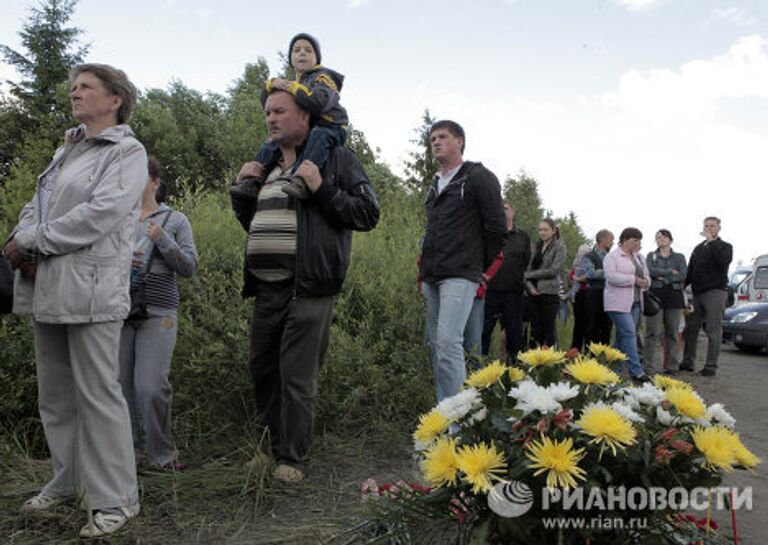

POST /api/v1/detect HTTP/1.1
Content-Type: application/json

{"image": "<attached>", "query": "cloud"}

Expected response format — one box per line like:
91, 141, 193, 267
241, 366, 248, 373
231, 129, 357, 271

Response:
348, 0, 369, 7
196, 8, 212, 21
613, 0, 664, 12
710, 6, 755, 26
372, 34, 768, 264
606, 35, 768, 125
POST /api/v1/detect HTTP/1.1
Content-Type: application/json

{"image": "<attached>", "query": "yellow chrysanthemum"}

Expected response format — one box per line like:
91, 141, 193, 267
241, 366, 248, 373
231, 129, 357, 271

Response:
730, 434, 761, 469
422, 436, 460, 487
691, 426, 739, 471
466, 360, 508, 389
665, 386, 707, 419
653, 374, 693, 391
566, 358, 620, 386
576, 405, 636, 455
526, 435, 587, 489
508, 367, 526, 382
517, 347, 567, 368
457, 442, 507, 494
413, 409, 451, 445
587, 342, 627, 363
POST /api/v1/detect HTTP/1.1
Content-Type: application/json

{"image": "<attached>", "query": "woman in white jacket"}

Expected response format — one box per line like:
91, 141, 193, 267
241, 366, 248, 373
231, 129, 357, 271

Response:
3, 64, 146, 538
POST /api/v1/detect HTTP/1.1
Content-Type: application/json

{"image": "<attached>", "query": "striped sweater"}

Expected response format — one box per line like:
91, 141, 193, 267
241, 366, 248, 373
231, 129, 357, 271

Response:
132, 205, 198, 309
246, 166, 297, 282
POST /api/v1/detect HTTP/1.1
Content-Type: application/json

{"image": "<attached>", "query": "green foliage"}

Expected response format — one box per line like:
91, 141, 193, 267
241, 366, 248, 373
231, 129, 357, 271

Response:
0, 315, 41, 453
554, 210, 590, 269
0, 0, 86, 182
503, 170, 543, 239
220, 60, 270, 173
0, 123, 59, 236
319, 165, 434, 431
402, 109, 438, 196
166, 188, 255, 444
346, 124, 377, 165
0, 0, 87, 117
131, 82, 230, 194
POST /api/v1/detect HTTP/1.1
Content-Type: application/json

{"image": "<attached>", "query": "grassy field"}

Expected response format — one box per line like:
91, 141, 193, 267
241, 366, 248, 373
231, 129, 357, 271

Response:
0, 424, 422, 545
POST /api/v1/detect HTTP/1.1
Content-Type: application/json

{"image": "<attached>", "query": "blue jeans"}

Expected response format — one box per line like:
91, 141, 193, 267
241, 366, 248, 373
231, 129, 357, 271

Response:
423, 278, 479, 401
464, 298, 484, 370
607, 302, 644, 377
254, 125, 346, 173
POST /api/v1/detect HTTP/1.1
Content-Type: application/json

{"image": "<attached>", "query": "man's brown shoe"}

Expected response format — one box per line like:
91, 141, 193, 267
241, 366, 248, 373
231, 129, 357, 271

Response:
272, 463, 305, 483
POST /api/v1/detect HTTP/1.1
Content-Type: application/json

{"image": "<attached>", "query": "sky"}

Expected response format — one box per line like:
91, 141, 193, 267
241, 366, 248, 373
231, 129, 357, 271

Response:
1, 0, 767, 267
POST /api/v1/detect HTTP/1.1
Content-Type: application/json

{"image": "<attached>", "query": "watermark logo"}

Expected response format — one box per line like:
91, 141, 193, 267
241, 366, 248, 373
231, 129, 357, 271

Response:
543, 486, 753, 512
487, 484, 753, 520
487, 481, 534, 518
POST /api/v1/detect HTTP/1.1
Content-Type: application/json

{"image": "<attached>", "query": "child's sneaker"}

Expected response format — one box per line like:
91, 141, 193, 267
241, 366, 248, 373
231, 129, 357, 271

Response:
280, 175, 309, 199
229, 176, 264, 199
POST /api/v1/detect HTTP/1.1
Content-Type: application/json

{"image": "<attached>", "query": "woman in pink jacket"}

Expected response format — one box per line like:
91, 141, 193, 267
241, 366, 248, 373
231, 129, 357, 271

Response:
603, 227, 652, 383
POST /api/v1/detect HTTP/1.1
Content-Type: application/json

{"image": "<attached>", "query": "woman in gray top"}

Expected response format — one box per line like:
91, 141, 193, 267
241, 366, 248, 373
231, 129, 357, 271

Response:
644, 229, 687, 374
5, 64, 145, 538
524, 218, 567, 348
119, 157, 198, 470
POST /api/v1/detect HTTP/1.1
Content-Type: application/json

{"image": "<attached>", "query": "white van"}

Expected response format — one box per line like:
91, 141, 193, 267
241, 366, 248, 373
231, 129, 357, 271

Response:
735, 255, 768, 305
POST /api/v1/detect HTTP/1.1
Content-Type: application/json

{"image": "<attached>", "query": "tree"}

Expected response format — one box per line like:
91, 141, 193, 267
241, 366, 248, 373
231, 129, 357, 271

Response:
131, 81, 230, 193
502, 170, 543, 238
554, 210, 590, 268
0, 0, 88, 182
402, 109, 438, 195
0, 0, 87, 118
220, 60, 271, 172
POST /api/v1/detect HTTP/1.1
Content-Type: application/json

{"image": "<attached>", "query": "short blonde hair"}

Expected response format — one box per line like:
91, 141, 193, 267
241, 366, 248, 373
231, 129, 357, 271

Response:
69, 63, 138, 124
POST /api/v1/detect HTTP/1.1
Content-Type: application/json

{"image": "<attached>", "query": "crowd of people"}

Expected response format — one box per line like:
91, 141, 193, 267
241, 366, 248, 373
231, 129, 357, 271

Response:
0, 31, 734, 539
418, 118, 733, 402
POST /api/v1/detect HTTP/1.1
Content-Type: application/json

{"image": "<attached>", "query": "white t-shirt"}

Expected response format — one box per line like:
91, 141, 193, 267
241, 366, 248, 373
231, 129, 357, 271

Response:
436, 164, 462, 194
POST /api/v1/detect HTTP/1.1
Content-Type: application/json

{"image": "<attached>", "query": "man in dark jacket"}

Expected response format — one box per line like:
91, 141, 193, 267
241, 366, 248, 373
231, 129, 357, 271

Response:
231, 90, 379, 482
681, 216, 733, 377
582, 229, 614, 346
481, 202, 531, 361
420, 120, 506, 401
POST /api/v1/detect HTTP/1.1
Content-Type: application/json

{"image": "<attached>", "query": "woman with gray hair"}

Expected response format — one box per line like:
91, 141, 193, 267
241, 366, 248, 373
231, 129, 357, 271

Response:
3, 63, 146, 538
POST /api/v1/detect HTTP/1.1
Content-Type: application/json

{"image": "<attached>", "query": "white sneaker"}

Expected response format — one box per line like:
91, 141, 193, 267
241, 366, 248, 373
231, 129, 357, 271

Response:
79, 504, 140, 538
20, 492, 69, 513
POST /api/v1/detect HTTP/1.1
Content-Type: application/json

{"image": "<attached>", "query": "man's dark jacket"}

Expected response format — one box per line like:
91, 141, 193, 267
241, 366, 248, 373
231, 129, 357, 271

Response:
419, 161, 506, 284
685, 238, 733, 295
487, 227, 531, 294
231, 146, 379, 297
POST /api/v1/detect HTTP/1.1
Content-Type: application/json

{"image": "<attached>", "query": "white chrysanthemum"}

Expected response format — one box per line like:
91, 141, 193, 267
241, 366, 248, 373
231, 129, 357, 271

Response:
622, 383, 666, 407
680, 416, 712, 427
468, 406, 488, 424
655, 406, 680, 426
706, 403, 736, 428
548, 381, 580, 402
437, 388, 484, 422
508, 380, 563, 416
611, 401, 645, 424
